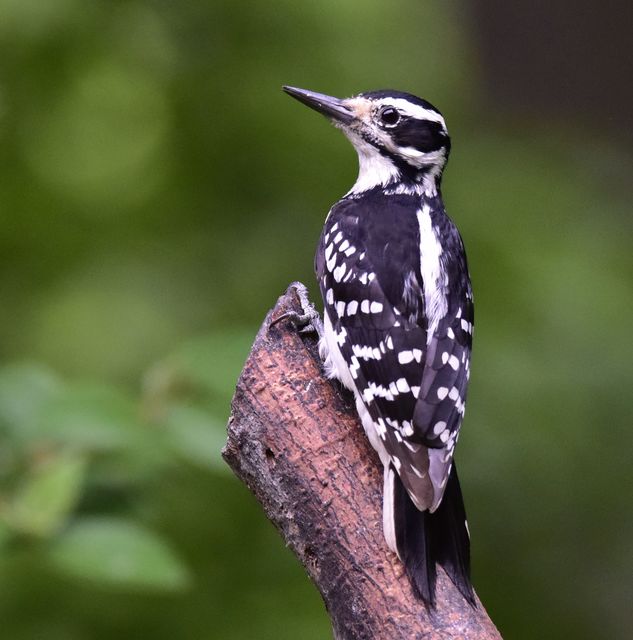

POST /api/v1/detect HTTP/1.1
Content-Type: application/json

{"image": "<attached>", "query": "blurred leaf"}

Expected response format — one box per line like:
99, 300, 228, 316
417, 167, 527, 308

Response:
162, 404, 229, 473
48, 518, 191, 591
7, 452, 86, 538
33, 382, 143, 453
0, 363, 63, 438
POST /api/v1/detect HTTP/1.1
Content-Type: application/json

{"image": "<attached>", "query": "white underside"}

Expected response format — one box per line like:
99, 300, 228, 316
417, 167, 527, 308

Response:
321, 312, 398, 554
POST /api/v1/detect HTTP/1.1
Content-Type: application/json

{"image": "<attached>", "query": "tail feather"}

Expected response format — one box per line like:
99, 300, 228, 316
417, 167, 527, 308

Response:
431, 464, 475, 605
393, 468, 437, 605
389, 462, 475, 607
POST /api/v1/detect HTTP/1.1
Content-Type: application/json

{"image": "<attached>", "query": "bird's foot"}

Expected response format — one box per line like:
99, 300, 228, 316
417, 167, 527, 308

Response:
271, 282, 324, 338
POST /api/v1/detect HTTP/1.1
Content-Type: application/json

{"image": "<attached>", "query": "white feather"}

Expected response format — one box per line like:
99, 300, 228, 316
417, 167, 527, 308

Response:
382, 465, 399, 556
416, 204, 448, 342
345, 134, 401, 196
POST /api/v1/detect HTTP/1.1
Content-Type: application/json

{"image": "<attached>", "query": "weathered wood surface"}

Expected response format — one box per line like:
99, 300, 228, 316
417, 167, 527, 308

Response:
223, 283, 502, 640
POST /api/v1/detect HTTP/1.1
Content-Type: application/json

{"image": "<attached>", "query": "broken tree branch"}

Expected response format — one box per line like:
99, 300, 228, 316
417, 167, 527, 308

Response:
223, 283, 502, 640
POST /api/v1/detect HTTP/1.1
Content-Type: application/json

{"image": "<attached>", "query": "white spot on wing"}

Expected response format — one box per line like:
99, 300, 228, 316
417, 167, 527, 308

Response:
333, 263, 346, 282
350, 355, 360, 379
375, 418, 387, 439
433, 421, 447, 435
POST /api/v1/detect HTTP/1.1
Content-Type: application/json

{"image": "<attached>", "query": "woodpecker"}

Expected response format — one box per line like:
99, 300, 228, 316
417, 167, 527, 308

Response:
282, 86, 475, 607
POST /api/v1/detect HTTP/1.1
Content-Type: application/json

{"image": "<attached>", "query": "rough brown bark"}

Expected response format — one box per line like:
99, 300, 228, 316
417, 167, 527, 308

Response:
223, 283, 502, 640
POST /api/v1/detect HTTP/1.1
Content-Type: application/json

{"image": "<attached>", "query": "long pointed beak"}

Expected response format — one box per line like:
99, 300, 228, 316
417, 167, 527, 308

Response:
283, 86, 354, 125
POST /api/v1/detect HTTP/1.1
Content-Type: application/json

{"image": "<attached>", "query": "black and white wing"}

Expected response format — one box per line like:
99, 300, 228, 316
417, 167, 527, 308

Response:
316, 193, 473, 512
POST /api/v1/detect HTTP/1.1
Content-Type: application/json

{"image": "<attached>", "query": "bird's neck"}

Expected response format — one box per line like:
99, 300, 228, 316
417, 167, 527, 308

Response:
383, 173, 442, 199
346, 147, 443, 199
346, 148, 401, 196
347, 168, 442, 200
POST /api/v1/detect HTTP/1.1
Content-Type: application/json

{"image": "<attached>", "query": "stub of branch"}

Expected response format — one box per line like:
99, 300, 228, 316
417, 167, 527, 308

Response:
223, 283, 502, 640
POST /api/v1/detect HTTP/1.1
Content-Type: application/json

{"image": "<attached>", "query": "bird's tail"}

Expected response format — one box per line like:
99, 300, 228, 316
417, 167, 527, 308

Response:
384, 462, 475, 608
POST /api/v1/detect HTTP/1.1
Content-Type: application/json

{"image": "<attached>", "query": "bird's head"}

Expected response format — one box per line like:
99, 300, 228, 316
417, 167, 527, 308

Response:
283, 86, 450, 195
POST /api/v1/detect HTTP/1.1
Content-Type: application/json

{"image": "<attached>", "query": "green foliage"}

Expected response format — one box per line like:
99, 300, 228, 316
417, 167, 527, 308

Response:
0, 0, 631, 638
49, 518, 190, 591
7, 451, 86, 537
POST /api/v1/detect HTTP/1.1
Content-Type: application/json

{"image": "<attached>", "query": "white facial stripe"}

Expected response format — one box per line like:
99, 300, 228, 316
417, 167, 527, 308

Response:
376, 98, 447, 132
398, 146, 446, 163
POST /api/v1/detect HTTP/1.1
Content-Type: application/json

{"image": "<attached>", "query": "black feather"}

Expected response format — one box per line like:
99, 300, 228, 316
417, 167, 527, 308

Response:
430, 464, 476, 605
393, 463, 475, 607
393, 462, 436, 606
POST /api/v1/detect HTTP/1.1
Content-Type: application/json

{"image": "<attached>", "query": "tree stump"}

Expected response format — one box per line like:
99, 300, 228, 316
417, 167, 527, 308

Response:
223, 283, 502, 640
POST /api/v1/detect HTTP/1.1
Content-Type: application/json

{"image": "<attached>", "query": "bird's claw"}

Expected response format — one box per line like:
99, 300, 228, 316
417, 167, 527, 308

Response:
270, 283, 324, 339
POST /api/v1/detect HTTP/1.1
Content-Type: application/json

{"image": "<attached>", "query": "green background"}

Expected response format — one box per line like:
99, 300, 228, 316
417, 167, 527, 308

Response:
0, 1, 631, 638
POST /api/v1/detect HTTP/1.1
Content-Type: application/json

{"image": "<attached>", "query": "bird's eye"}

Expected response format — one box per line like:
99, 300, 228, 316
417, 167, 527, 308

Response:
379, 107, 400, 127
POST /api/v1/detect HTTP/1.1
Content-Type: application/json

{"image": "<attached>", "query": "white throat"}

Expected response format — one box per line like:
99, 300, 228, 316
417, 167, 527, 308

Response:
347, 144, 401, 196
